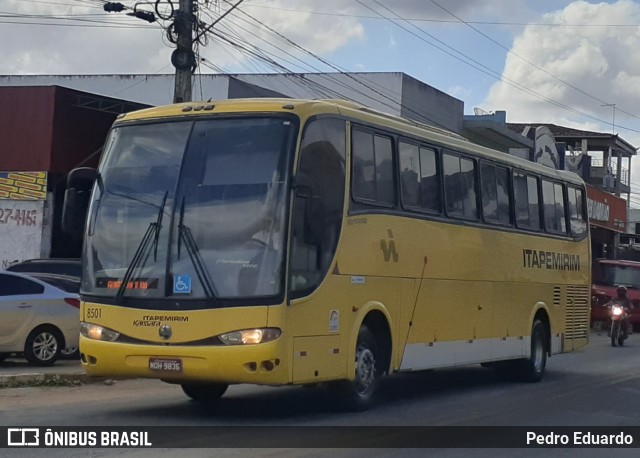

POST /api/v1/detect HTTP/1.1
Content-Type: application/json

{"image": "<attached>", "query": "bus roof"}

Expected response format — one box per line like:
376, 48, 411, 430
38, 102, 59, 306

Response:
116, 98, 585, 186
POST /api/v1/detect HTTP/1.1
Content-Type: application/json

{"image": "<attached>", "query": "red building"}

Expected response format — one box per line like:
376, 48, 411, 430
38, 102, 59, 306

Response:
0, 86, 147, 264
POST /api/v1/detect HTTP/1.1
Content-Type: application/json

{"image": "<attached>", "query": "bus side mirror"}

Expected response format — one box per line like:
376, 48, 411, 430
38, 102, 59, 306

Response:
61, 167, 97, 235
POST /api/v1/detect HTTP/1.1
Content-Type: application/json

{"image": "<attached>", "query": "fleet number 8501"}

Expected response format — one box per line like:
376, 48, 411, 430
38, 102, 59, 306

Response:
86, 308, 102, 319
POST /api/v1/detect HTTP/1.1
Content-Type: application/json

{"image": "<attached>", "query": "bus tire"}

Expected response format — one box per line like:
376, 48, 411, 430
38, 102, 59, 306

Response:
332, 325, 379, 411
181, 382, 228, 404
515, 319, 547, 382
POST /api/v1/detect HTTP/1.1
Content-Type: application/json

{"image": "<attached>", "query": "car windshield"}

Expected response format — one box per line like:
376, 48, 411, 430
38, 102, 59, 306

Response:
599, 265, 640, 290
82, 116, 297, 306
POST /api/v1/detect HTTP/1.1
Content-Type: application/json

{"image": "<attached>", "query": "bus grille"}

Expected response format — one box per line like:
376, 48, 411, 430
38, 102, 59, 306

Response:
565, 285, 590, 339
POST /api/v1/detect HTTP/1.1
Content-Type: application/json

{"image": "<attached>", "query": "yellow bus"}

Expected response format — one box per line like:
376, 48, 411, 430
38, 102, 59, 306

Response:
64, 98, 590, 410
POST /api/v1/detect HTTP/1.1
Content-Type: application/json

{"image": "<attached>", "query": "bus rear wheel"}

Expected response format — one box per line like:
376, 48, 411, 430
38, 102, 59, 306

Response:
181, 382, 228, 404
515, 319, 547, 382
331, 325, 379, 411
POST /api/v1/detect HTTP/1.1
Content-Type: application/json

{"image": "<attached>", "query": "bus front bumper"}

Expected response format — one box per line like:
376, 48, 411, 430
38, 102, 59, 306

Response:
79, 336, 289, 385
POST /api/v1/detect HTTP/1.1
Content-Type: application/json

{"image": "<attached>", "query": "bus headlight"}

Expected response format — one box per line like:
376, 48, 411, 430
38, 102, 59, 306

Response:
218, 328, 281, 345
81, 322, 120, 342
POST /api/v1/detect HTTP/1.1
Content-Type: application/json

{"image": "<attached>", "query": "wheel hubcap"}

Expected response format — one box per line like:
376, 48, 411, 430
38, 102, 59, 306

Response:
33, 332, 58, 361
355, 347, 376, 395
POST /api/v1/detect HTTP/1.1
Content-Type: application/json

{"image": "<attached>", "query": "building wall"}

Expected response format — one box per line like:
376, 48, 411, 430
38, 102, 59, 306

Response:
228, 76, 287, 98
400, 73, 463, 133
0, 86, 55, 171
0, 73, 463, 133
50, 87, 116, 174
228, 73, 406, 116
0, 74, 225, 106
0, 196, 50, 269
586, 184, 627, 232
0, 86, 131, 263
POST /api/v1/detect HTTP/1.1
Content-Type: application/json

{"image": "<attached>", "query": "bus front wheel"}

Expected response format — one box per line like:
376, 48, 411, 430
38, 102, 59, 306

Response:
181, 382, 228, 404
331, 325, 379, 411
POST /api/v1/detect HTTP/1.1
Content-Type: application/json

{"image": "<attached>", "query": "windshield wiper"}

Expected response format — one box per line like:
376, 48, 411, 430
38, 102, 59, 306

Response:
153, 191, 168, 261
116, 191, 168, 301
177, 197, 217, 299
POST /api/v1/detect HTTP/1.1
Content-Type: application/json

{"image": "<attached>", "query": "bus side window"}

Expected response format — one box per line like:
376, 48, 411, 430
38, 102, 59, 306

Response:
399, 142, 420, 207
568, 186, 587, 237
399, 142, 441, 213
419, 147, 441, 212
514, 173, 540, 230
352, 130, 376, 201
542, 179, 567, 234
443, 152, 477, 219
352, 129, 395, 206
480, 162, 511, 225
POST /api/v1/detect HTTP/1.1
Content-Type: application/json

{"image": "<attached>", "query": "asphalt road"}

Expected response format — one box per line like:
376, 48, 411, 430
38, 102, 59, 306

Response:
1, 331, 639, 457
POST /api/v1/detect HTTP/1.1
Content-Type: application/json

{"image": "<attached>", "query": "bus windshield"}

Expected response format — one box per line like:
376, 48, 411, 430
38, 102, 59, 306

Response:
82, 116, 297, 304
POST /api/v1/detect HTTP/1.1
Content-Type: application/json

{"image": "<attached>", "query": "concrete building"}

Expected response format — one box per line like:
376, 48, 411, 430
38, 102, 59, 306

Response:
0, 73, 464, 134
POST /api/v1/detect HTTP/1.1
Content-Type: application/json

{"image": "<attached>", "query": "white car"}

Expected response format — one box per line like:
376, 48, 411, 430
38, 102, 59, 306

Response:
0, 271, 80, 366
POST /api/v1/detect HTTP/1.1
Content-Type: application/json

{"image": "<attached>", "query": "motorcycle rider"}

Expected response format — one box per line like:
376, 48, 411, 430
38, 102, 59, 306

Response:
606, 285, 633, 337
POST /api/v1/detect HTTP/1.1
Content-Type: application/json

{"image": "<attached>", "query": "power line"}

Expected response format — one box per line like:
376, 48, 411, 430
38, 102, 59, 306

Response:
0, 18, 148, 28
242, 2, 640, 27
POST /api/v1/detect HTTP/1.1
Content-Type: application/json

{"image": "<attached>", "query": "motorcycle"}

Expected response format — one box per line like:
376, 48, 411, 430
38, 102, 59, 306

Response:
609, 303, 629, 347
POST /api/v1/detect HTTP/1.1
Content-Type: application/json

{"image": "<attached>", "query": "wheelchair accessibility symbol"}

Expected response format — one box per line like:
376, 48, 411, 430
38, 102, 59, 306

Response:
173, 275, 192, 294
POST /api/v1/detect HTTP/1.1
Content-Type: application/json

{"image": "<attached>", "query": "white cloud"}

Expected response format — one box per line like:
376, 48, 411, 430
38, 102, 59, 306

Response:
485, 0, 640, 148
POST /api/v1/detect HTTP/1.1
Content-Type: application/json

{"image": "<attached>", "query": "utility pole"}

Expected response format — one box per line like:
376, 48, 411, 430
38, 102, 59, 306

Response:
171, 0, 195, 103
105, 0, 244, 102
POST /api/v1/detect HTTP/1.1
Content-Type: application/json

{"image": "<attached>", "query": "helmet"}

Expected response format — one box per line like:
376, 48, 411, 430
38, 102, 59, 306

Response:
617, 285, 627, 293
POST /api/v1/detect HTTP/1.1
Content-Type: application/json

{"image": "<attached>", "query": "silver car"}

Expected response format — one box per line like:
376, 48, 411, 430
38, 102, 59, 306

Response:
0, 271, 80, 366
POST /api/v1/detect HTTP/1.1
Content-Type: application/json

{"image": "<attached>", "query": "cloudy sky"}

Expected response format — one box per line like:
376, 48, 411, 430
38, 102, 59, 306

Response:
4, 0, 640, 195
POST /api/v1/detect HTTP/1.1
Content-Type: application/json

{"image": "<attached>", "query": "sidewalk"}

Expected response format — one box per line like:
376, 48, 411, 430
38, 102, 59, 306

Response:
0, 357, 93, 388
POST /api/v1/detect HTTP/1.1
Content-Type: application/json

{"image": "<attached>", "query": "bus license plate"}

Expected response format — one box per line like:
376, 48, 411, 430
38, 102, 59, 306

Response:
149, 357, 182, 373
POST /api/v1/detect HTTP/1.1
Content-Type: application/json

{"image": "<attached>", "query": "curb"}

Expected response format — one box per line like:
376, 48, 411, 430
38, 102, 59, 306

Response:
0, 373, 46, 388
0, 371, 113, 388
